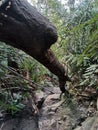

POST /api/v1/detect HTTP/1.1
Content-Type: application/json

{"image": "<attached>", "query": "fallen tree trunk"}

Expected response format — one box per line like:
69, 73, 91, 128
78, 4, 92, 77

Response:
0, 0, 71, 93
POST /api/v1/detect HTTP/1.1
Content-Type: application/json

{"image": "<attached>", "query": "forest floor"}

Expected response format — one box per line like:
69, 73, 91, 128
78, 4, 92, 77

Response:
0, 76, 98, 130
38, 77, 98, 130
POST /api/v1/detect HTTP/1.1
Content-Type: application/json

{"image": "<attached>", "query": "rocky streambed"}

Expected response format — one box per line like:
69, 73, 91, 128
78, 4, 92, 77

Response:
0, 81, 97, 130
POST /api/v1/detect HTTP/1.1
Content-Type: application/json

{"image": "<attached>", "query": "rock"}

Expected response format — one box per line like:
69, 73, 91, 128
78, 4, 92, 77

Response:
74, 116, 98, 130
49, 100, 65, 112
36, 90, 46, 109
50, 119, 57, 128
44, 94, 60, 104
0, 117, 39, 130
0, 112, 3, 118
36, 90, 46, 101
0, 98, 39, 130
39, 91, 83, 130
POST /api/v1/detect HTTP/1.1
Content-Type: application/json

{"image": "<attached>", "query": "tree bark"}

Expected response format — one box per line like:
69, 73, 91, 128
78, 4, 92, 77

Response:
0, 0, 71, 93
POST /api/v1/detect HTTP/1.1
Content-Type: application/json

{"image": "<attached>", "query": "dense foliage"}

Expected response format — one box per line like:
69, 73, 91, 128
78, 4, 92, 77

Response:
32, 0, 98, 89
0, 43, 46, 114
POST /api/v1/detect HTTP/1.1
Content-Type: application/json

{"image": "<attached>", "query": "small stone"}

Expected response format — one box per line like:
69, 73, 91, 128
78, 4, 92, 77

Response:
50, 119, 56, 127
49, 100, 65, 111
0, 112, 3, 118
62, 115, 67, 121
48, 111, 55, 115
0, 1, 2, 6
44, 94, 60, 103
58, 120, 62, 124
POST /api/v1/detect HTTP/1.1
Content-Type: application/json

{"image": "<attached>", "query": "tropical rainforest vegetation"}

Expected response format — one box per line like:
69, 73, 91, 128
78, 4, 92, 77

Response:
0, 0, 98, 114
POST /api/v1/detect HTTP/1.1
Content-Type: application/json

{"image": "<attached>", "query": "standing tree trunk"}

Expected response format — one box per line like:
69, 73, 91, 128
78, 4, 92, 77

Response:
0, 0, 71, 93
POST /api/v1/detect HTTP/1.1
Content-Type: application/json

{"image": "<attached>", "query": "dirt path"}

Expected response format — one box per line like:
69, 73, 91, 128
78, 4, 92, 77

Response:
38, 87, 82, 130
